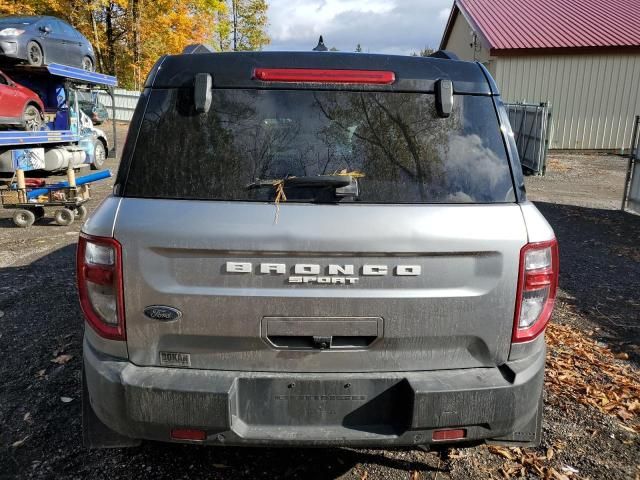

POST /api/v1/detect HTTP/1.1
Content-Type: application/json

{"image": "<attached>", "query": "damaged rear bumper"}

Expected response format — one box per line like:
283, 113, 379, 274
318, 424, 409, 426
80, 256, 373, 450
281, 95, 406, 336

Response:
83, 337, 545, 447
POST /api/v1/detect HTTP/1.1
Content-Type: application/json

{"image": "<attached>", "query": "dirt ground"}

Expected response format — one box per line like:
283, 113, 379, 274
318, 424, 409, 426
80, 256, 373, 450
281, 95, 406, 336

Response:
0, 128, 638, 479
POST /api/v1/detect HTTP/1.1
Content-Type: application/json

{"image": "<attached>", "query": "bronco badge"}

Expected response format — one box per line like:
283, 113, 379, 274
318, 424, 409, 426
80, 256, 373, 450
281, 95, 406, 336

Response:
225, 261, 421, 285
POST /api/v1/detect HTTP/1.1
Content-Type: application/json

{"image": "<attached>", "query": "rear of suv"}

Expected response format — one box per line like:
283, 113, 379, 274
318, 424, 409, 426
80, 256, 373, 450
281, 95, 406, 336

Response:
79, 50, 558, 448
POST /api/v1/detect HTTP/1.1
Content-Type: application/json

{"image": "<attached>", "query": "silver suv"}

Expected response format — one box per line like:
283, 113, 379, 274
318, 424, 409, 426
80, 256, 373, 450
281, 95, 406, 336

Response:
78, 50, 558, 448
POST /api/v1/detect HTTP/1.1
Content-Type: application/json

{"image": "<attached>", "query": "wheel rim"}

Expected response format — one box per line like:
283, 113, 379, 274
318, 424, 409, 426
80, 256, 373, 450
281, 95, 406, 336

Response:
95, 143, 106, 163
15, 211, 33, 226
57, 209, 74, 224
82, 57, 92, 71
24, 106, 40, 131
28, 44, 42, 65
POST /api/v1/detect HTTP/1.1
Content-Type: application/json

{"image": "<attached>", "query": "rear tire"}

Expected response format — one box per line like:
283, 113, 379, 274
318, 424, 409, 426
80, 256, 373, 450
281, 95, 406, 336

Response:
13, 209, 35, 228
91, 140, 106, 170
82, 56, 94, 72
27, 41, 44, 67
22, 104, 43, 131
54, 208, 75, 226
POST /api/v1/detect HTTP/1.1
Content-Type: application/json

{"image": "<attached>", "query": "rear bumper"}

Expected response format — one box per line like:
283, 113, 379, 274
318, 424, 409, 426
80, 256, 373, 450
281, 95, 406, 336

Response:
83, 337, 545, 447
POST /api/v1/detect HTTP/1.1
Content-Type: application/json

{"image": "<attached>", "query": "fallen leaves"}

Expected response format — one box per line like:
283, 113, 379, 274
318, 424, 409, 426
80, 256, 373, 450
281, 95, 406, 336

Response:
545, 323, 640, 430
546, 447, 554, 460
51, 354, 73, 365
11, 436, 29, 448
488, 446, 514, 461
486, 321, 639, 479
613, 352, 629, 360
489, 446, 577, 480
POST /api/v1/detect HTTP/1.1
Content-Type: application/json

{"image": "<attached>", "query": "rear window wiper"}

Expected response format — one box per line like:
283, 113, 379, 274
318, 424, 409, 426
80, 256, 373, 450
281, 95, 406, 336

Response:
247, 175, 352, 190
247, 173, 364, 201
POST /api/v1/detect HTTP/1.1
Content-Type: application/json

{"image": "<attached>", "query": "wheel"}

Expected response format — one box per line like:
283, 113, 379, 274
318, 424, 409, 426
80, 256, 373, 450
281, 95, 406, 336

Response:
31, 206, 45, 219
13, 209, 35, 228
22, 104, 43, 131
27, 41, 44, 67
75, 205, 87, 220
90, 140, 106, 170
54, 208, 75, 226
82, 56, 94, 72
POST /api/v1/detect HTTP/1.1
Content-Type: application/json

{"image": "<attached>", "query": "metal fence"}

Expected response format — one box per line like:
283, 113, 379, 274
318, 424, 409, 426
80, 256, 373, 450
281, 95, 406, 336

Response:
98, 88, 141, 122
623, 115, 640, 215
505, 102, 553, 176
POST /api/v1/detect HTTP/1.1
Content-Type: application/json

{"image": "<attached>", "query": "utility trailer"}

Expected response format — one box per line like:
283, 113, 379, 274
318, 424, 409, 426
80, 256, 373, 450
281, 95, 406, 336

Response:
0, 63, 117, 173
0, 63, 117, 227
1, 168, 111, 227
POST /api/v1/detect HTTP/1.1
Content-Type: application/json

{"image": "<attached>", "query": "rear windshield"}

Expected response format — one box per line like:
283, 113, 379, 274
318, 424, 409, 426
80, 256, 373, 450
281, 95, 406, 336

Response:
122, 88, 515, 203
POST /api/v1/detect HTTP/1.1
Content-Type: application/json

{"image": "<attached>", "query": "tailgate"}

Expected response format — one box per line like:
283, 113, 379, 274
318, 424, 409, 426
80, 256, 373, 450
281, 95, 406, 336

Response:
116, 199, 527, 372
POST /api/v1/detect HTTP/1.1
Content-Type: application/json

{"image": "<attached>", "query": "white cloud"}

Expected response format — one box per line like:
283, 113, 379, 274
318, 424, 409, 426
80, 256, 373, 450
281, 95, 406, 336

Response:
266, 0, 453, 55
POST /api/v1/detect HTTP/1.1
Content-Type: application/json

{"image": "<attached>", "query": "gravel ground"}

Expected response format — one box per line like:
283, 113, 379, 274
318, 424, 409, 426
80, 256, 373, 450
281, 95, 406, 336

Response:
0, 138, 638, 479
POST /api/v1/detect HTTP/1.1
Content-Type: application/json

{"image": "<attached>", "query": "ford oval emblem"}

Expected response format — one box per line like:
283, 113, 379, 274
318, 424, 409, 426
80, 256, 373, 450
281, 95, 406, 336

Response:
144, 306, 182, 322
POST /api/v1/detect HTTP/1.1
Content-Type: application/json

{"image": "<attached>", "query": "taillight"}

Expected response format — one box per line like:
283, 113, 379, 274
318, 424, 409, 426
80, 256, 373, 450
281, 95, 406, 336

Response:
77, 233, 125, 340
253, 68, 396, 85
513, 239, 559, 343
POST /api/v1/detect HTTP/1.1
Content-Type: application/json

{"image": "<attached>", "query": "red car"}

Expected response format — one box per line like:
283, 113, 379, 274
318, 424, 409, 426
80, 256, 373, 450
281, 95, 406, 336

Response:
0, 69, 44, 130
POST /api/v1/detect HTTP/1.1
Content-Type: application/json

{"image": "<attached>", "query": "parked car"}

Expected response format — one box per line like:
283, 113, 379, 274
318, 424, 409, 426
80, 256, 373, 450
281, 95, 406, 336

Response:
0, 68, 44, 130
77, 91, 108, 125
80, 50, 558, 449
0, 16, 95, 71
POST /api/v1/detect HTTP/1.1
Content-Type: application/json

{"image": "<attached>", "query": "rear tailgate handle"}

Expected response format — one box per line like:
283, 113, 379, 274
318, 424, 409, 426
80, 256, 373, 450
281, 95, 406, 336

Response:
262, 317, 383, 351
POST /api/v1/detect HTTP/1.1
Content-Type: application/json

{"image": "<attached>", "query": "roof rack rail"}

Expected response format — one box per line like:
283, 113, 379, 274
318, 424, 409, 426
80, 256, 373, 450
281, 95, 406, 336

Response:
429, 50, 460, 60
182, 44, 216, 54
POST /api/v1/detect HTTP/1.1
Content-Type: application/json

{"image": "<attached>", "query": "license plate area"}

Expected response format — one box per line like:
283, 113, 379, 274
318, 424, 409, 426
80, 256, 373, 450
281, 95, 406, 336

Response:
231, 377, 413, 434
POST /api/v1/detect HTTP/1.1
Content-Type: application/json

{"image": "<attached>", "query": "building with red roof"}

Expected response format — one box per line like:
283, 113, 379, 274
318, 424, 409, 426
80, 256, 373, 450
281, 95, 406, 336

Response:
440, 0, 640, 149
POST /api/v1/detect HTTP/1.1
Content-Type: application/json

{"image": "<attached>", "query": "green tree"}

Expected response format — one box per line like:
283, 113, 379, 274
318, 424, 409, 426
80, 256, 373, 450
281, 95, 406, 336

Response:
215, 0, 269, 51
411, 46, 436, 57
355, 43, 362, 53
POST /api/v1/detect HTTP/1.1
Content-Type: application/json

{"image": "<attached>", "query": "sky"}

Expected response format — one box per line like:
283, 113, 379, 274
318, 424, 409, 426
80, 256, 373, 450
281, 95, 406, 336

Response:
265, 0, 453, 55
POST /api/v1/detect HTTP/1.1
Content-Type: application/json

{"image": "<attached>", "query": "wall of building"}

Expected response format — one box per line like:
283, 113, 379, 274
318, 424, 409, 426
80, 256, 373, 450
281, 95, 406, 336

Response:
494, 53, 640, 150
444, 11, 492, 66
